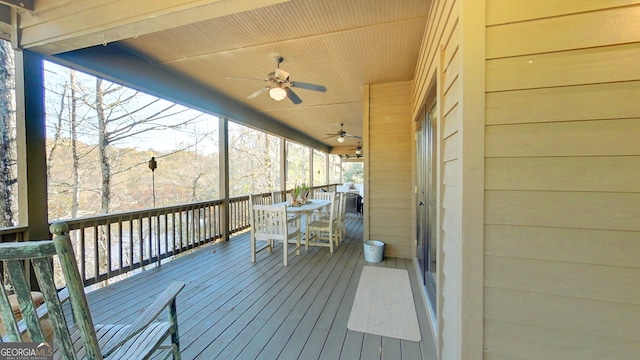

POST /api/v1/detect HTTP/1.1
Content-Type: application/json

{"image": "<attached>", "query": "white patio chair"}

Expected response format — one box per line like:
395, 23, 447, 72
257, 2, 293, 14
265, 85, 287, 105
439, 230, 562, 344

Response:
312, 191, 335, 219
250, 203, 301, 266
306, 194, 339, 252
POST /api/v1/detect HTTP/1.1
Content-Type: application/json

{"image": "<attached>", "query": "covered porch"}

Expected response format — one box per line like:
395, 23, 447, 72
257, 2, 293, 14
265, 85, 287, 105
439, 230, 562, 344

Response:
84, 216, 436, 359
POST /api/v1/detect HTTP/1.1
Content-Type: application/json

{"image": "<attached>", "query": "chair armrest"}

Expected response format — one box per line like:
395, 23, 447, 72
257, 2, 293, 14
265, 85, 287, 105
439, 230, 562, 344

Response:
101, 281, 185, 357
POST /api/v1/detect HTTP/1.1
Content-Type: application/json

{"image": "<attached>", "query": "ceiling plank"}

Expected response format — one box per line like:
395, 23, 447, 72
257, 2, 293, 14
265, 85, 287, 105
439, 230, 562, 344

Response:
19, 0, 290, 54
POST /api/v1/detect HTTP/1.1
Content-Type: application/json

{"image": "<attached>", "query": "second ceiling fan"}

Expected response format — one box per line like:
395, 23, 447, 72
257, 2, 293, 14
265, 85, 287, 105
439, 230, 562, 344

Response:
325, 123, 362, 143
228, 56, 326, 105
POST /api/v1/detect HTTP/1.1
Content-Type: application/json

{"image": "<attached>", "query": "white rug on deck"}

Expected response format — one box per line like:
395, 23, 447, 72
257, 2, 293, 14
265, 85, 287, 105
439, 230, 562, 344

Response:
347, 266, 421, 342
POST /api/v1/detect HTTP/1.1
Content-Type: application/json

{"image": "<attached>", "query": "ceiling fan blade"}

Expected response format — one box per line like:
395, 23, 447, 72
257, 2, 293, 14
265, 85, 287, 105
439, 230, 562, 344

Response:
323, 134, 338, 139
344, 133, 362, 139
291, 81, 327, 92
285, 88, 302, 104
227, 76, 267, 82
247, 87, 270, 99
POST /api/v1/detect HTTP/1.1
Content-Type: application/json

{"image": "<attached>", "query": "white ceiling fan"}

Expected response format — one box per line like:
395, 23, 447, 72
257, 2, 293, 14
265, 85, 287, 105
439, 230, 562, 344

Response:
228, 56, 327, 104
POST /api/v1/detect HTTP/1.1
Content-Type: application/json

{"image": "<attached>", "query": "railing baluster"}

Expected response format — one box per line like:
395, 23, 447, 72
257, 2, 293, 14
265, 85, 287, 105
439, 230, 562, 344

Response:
128, 218, 133, 273
93, 224, 99, 285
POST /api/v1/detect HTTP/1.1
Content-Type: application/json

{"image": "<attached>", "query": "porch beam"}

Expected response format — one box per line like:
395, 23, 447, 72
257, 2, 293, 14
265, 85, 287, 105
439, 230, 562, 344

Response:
49, 45, 329, 153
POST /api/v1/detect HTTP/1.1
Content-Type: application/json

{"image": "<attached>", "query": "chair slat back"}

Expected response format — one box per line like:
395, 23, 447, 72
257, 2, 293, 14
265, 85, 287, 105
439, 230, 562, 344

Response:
0, 223, 102, 359
313, 191, 335, 202
271, 191, 284, 204
251, 204, 289, 241
250, 193, 271, 206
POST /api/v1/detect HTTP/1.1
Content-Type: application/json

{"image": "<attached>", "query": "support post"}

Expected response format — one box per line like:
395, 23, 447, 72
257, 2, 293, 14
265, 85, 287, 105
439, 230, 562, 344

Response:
218, 117, 229, 241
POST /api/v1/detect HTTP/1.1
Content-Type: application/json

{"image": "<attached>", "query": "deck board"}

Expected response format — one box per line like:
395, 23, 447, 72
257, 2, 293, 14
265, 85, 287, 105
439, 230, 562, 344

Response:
80, 217, 437, 359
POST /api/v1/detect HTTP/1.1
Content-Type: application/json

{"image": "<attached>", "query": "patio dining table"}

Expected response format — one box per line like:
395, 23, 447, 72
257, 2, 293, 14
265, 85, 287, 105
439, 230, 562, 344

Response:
275, 199, 331, 248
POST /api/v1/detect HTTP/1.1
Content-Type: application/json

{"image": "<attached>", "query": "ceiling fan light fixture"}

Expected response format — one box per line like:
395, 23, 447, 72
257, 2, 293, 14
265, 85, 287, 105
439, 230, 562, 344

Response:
269, 87, 287, 101
337, 136, 346, 143
355, 148, 362, 155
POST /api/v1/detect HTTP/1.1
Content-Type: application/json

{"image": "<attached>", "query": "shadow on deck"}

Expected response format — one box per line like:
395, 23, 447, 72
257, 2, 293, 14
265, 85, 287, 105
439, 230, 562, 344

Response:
83, 217, 437, 359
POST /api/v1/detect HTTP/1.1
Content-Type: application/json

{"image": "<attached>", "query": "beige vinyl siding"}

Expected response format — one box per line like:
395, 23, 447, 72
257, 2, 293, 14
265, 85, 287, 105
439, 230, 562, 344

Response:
485, 1, 640, 359
365, 81, 413, 258
412, 0, 484, 358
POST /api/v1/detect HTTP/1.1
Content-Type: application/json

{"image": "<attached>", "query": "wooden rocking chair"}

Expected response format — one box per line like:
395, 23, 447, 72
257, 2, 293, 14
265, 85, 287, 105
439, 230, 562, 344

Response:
0, 222, 185, 360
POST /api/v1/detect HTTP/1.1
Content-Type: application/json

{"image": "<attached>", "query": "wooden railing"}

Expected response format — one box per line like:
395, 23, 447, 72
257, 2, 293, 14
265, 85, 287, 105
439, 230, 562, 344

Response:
2, 184, 338, 288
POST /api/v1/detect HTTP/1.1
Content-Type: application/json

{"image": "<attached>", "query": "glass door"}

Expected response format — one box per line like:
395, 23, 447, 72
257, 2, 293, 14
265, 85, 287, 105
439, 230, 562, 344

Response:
416, 103, 437, 310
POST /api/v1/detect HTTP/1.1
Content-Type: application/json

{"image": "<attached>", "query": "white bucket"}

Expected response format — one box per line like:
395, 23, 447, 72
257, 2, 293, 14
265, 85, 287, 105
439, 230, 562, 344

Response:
364, 240, 384, 263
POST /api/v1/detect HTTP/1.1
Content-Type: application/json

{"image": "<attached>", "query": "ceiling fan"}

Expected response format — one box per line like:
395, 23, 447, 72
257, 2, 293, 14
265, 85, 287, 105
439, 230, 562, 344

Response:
352, 142, 363, 155
324, 123, 362, 143
228, 56, 327, 105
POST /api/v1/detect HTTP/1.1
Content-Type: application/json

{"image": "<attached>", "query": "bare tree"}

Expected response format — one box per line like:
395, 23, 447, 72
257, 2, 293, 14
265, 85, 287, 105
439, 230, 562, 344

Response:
84, 78, 206, 214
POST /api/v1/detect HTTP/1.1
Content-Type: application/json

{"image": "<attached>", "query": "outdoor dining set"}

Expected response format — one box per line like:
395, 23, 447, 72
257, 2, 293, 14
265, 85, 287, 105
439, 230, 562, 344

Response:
249, 190, 356, 266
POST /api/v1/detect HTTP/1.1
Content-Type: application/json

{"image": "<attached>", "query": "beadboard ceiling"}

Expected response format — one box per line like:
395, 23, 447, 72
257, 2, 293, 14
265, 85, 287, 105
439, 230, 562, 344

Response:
7, 0, 430, 151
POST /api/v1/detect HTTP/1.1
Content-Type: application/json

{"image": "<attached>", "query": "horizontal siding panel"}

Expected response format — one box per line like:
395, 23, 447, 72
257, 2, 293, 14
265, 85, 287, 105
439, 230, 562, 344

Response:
486, 43, 640, 92
383, 243, 412, 258
369, 208, 411, 219
442, 161, 458, 186
442, 206, 461, 241
486, 0, 638, 26
485, 224, 640, 268
369, 170, 412, 180
369, 113, 412, 125
369, 122, 413, 134
369, 198, 412, 210
485, 257, 640, 305
411, 0, 457, 118
369, 94, 412, 107
442, 55, 460, 95
370, 146, 412, 155
370, 224, 412, 237
487, 6, 640, 59
370, 82, 411, 97
442, 133, 458, 161
485, 190, 640, 231
485, 119, 640, 157
369, 132, 412, 144
486, 81, 640, 125
485, 157, 640, 192
485, 288, 640, 341
442, 74, 461, 115
369, 161, 412, 172
484, 318, 640, 360
369, 105, 410, 117
369, 184, 412, 195
367, 151, 411, 162
442, 103, 459, 138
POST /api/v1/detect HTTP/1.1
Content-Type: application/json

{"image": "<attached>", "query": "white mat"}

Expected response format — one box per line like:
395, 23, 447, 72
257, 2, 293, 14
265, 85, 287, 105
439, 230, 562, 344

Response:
347, 266, 421, 341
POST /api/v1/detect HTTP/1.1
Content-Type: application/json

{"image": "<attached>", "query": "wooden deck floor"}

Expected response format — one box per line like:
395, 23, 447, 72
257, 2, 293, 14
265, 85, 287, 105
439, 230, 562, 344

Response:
83, 217, 437, 359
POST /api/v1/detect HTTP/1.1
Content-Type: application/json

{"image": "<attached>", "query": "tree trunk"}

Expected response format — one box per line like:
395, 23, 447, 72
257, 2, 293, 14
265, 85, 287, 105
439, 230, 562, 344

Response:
70, 70, 80, 218
96, 78, 111, 214
0, 41, 16, 227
